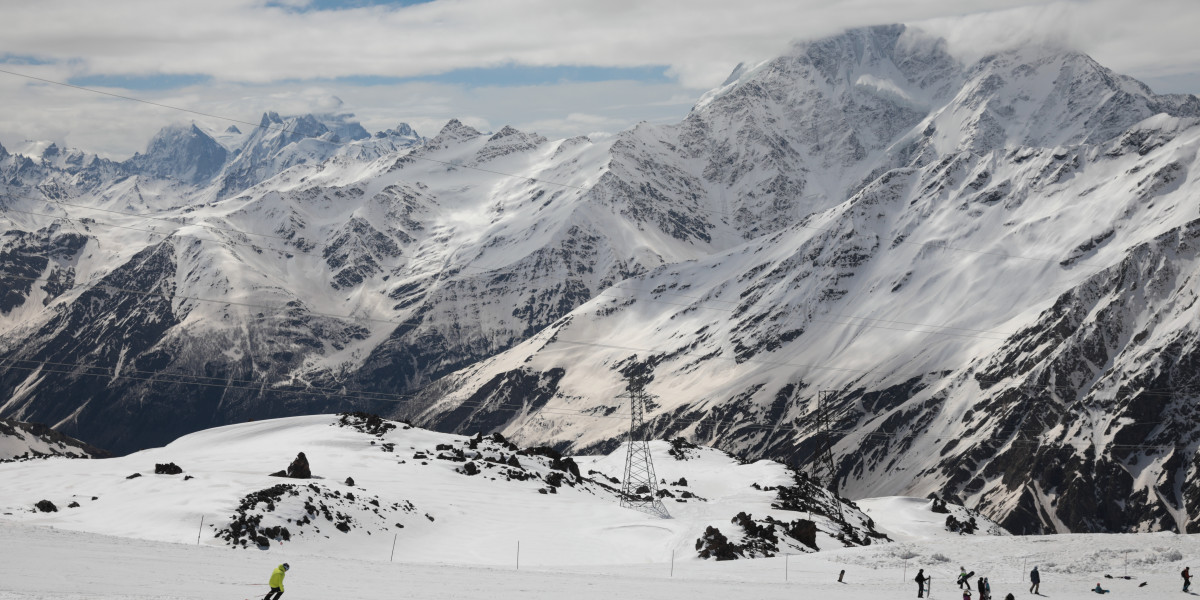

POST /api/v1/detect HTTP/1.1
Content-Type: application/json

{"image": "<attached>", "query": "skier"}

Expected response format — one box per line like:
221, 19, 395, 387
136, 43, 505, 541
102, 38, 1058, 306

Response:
1184, 566, 1192, 592
984, 577, 991, 600
977, 576, 986, 600
916, 568, 927, 598
263, 563, 289, 600
1030, 566, 1041, 594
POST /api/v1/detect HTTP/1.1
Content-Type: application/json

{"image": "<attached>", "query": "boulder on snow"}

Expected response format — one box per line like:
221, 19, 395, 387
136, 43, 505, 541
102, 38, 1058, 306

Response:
154, 462, 183, 475
34, 499, 58, 513
270, 452, 311, 479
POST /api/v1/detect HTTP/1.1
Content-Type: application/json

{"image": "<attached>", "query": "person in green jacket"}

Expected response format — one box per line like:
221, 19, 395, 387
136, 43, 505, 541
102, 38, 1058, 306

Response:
263, 563, 289, 600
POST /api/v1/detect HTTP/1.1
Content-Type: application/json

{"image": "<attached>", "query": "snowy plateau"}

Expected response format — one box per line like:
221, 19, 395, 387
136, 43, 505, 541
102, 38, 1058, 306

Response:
2, 24, 1200, 538
0, 413, 1196, 600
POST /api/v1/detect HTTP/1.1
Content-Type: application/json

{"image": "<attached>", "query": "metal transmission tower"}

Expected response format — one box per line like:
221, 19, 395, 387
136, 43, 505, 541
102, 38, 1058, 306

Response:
811, 389, 843, 522
619, 375, 670, 518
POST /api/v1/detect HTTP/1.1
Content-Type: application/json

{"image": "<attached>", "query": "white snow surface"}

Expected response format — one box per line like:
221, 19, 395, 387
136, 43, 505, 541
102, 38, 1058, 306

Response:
1, 416, 1197, 600
0, 414, 880, 565
0, 485, 1197, 600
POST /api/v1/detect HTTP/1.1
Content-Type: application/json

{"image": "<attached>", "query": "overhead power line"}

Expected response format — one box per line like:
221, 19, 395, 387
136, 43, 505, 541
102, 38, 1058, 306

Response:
0, 356, 1194, 455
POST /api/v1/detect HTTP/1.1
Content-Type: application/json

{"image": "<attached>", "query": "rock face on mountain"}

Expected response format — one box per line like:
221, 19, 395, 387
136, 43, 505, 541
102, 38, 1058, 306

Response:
126, 124, 228, 185
0, 418, 109, 461
1, 25, 1198, 534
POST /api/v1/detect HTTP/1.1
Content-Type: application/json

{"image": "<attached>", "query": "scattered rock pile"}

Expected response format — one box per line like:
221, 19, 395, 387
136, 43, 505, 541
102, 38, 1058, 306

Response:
214, 482, 416, 549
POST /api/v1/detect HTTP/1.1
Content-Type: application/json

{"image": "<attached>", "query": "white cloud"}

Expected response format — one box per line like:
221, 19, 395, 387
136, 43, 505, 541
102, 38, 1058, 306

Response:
2, 0, 1200, 156
0, 69, 696, 158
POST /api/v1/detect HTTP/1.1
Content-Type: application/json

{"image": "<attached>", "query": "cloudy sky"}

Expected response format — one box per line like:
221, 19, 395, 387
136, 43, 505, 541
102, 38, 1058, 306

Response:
2, 0, 1199, 158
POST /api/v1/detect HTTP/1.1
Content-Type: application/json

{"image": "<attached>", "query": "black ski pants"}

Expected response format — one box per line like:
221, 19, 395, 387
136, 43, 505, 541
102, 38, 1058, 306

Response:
264, 587, 284, 600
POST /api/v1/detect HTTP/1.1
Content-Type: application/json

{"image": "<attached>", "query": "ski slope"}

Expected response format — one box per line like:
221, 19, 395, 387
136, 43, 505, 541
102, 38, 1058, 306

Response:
0, 414, 1196, 600
0, 515, 1195, 600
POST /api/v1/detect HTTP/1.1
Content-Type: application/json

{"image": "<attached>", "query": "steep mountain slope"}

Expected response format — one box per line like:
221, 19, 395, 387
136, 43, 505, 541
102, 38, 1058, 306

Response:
397, 29, 1200, 534
1, 25, 1198, 537
0, 417, 108, 461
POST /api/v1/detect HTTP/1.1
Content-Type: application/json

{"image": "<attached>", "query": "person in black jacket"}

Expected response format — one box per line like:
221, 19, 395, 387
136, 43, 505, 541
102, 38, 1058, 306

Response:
1030, 566, 1041, 594
915, 569, 927, 598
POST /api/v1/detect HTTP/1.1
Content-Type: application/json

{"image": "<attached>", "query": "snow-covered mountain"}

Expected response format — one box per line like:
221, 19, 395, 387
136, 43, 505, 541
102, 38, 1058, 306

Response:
1, 24, 1199, 536
0, 413, 895, 562
0, 417, 108, 461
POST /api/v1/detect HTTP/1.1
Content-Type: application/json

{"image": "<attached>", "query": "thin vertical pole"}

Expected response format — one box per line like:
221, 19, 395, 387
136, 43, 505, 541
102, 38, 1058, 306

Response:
671, 550, 674, 578
196, 515, 204, 545
903, 558, 907, 582
390, 534, 397, 562
785, 553, 789, 581
1023, 558, 1027, 581
516, 540, 520, 571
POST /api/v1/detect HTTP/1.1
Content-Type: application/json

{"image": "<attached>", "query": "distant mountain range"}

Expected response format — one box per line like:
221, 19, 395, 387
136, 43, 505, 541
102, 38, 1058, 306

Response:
2, 24, 1198, 535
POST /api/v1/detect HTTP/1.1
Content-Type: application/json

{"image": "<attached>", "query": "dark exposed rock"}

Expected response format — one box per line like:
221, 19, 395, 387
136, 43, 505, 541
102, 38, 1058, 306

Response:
155, 463, 183, 475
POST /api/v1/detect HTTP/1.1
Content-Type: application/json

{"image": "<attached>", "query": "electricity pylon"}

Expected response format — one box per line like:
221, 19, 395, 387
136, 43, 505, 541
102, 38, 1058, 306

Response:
619, 374, 670, 519
812, 389, 843, 522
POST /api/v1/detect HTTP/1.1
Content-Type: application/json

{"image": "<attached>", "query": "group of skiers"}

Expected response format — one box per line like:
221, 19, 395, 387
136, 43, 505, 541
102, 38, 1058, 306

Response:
264, 560, 1189, 598
914, 566, 1008, 599
912, 564, 1193, 597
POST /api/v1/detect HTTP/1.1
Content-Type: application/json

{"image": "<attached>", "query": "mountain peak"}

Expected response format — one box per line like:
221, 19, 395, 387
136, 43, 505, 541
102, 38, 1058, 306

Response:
260, 111, 285, 127
437, 118, 482, 137
375, 122, 419, 139
127, 121, 228, 184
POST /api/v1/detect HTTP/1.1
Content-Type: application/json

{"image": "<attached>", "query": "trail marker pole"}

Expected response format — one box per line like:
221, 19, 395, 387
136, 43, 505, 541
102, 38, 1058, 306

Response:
1023, 558, 1027, 581
785, 554, 789, 581
903, 558, 907, 582
196, 515, 204, 545
390, 534, 397, 562
671, 550, 675, 578
516, 540, 520, 571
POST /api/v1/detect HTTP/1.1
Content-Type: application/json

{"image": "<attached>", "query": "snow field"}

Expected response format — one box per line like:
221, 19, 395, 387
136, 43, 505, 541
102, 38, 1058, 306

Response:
1, 519, 1197, 600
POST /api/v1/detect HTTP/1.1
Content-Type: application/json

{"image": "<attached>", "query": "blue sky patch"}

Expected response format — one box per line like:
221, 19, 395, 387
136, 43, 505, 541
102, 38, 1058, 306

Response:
0, 54, 55, 66
61, 65, 669, 92
268, 0, 436, 11
341, 64, 672, 87
67, 73, 212, 90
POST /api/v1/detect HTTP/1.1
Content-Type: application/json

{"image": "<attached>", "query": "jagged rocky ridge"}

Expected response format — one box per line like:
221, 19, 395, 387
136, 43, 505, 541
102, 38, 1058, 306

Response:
0, 417, 108, 461
1, 25, 1198, 535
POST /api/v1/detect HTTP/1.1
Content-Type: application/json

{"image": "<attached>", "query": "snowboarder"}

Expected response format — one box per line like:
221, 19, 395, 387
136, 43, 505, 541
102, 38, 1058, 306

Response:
263, 563, 288, 600
984, 577, 991, 600
1092, 582, 1109, 594
959, 566, 971, 589
977, 576, 986, 600
916, 569, 927, 598
1184, 566, 1192, 592
1030, 566, 1041, 594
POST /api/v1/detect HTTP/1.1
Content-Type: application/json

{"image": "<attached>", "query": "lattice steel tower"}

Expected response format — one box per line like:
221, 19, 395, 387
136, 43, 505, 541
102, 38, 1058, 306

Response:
619, 374, 670, 518
812, 389, 843, 522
